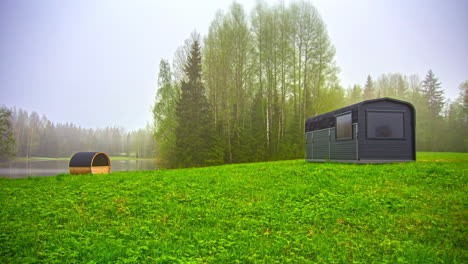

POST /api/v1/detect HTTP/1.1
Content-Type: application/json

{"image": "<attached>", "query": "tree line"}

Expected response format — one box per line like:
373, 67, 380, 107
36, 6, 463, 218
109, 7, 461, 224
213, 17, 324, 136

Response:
1, 1, 466, 164
153, 1, 467, 168
0, 107, 155, 160
348, 72, 467, 152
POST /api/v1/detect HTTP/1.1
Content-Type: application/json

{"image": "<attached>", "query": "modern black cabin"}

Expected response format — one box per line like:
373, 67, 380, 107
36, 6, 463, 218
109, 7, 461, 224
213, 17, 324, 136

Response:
305, 98, 415, 163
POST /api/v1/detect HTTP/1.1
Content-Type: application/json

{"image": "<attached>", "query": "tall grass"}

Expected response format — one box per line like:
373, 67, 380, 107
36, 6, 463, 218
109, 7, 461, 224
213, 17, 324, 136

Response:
1, 152, 467, 263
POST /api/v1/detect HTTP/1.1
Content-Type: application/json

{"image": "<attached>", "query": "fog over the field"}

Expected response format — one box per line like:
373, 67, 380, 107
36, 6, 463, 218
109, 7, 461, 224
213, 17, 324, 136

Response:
1, 0, 467, 130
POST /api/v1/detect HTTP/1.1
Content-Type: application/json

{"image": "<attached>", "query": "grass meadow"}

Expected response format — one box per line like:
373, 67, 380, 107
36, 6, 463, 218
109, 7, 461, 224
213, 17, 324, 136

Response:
0, 152, 467, 263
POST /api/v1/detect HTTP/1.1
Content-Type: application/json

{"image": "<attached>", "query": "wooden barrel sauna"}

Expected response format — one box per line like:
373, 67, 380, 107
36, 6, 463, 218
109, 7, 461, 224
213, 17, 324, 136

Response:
69, 152, 111, 175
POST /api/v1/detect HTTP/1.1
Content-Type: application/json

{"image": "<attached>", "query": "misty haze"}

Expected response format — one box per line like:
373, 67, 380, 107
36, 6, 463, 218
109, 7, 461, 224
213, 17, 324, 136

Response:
0, 0, 467, 263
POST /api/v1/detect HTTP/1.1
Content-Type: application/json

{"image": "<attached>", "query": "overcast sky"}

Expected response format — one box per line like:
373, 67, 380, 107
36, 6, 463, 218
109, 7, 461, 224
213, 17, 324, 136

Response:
1, 0, 467, 131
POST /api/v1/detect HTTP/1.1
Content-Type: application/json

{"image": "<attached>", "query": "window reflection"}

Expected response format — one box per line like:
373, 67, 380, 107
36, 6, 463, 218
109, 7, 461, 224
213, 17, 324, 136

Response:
367, 111, 404, 139
336, 113, 352, 139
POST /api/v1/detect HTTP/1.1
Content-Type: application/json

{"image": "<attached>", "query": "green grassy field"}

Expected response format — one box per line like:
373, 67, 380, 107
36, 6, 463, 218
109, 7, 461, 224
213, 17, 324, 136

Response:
1, 152, 467, 263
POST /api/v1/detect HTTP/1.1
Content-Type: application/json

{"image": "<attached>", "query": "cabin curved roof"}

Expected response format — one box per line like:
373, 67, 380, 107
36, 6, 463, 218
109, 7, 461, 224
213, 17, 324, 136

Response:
305, 97, 415, 132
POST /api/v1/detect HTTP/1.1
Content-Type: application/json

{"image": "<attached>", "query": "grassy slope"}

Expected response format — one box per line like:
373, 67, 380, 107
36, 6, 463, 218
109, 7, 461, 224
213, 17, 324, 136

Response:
0, 152, 467, 263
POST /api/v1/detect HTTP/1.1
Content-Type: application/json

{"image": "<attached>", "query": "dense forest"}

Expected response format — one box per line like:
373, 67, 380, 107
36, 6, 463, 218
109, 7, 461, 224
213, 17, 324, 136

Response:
153, 1, 467, 168
0, 107, 155, 159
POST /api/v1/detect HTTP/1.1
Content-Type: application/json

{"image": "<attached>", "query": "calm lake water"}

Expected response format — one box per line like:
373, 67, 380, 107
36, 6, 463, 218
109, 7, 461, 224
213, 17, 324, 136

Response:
0, 159, 157, 179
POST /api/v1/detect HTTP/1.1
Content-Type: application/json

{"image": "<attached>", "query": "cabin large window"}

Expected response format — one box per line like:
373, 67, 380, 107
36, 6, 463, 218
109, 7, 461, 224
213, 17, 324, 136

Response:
367, 111, 404, 139
336, 112, 352, 140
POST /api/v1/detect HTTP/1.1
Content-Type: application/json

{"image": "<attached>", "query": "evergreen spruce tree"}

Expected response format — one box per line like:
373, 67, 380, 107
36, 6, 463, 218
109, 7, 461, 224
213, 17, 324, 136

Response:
0, 106, 16, 161
363, 75, 375, 100
421, 69, 445, 117
175, 39, 222, 167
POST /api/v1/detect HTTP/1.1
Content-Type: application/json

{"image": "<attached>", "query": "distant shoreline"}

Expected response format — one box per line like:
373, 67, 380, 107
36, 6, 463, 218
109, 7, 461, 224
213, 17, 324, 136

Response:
12, 156, 154, 161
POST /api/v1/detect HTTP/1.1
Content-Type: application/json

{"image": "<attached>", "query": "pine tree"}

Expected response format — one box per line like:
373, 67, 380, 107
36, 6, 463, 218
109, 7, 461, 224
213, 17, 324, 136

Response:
0, 106, 16, 161
421, 69, 445, 117
363, 75, 375, 100
175, 38, 222, 167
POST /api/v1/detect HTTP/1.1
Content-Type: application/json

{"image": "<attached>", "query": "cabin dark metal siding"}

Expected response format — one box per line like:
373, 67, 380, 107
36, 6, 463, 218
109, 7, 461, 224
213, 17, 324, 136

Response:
305, 132, 313, 160
305, 125, 358, 161
330, 125, 357, 160
312, 129, 329, 159
358, 100, 415, 160
305, 106, 358, 132
305, 98, 415, 162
